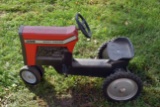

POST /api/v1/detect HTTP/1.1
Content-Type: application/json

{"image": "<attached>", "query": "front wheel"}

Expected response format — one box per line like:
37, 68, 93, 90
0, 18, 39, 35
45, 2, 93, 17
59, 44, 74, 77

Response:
103, 72, 142, 102
20, 66, 42, 85
35, 65, 44, 76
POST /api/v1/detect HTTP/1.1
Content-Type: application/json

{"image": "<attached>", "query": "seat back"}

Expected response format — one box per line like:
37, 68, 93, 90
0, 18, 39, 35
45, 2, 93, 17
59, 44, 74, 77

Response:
107, 37, 134, 61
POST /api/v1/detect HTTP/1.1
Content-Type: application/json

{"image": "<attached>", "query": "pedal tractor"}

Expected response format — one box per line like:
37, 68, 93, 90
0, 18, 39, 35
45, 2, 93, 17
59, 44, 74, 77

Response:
19, 13, 143, 102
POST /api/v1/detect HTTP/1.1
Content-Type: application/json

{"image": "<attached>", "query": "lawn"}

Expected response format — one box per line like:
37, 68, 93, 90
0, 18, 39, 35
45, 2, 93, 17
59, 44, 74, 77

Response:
0, 0, 160, 107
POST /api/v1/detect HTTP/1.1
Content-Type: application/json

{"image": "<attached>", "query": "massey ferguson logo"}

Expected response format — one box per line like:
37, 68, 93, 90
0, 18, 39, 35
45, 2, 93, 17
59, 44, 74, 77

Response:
24, 36, 77, 44
25, 40, 35, 43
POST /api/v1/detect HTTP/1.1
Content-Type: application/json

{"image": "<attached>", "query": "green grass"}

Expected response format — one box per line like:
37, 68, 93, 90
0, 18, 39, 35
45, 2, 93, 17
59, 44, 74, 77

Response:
0, 0, 160, 106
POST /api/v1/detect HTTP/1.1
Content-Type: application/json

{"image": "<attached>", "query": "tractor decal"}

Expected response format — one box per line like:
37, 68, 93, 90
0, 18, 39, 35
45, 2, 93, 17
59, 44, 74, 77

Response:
24, 36, 77, 44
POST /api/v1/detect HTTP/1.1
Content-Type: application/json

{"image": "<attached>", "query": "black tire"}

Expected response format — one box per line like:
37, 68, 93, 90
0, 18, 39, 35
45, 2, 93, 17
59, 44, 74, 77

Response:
35, 65, 44, 76
97, 42, 108, 59
20, 66, 42, 85
103, 72, 142, 102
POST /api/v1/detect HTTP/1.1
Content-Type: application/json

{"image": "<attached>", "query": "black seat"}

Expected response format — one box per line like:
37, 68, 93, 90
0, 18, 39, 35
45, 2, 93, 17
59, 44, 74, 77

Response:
107, 37, 134, 61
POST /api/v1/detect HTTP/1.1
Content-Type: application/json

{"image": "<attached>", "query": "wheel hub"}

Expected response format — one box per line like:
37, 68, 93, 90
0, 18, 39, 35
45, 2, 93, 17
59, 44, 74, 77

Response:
21, 70, 36, 84
107, 78, 138, 101
119, 88, 126, 93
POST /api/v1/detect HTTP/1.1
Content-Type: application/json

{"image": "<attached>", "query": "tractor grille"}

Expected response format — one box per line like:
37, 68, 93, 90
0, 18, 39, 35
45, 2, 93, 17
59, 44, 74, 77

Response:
37, 47, 68, 57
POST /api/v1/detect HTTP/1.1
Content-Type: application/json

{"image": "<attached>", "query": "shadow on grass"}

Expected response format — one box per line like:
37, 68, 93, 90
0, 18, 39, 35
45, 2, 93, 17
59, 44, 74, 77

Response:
26, 79, 59, 106
26, 78, 104, 107
24, 76, 149, 107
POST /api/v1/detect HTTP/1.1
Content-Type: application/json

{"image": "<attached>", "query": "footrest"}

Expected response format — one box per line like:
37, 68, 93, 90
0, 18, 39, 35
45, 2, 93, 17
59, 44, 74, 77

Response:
72, 59, 111, 68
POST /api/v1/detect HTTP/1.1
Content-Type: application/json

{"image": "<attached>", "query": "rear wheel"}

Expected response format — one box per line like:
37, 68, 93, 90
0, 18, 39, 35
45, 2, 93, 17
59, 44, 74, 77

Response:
97, 42, 108, 59
20, 66, 42, 85
103, 72, 142, 102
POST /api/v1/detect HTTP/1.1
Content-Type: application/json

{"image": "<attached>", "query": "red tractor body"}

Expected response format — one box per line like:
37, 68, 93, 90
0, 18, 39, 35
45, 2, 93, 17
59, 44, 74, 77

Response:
19, 25, 78, 65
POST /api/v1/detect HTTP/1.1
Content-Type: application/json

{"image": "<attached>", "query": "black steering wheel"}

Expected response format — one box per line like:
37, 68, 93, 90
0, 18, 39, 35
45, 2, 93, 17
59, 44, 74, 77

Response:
75, 13, 92, 38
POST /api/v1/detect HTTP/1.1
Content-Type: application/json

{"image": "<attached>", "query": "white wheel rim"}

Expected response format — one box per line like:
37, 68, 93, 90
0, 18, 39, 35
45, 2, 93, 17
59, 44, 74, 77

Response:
107, 78, 138, 101
21, 70, 36, 84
